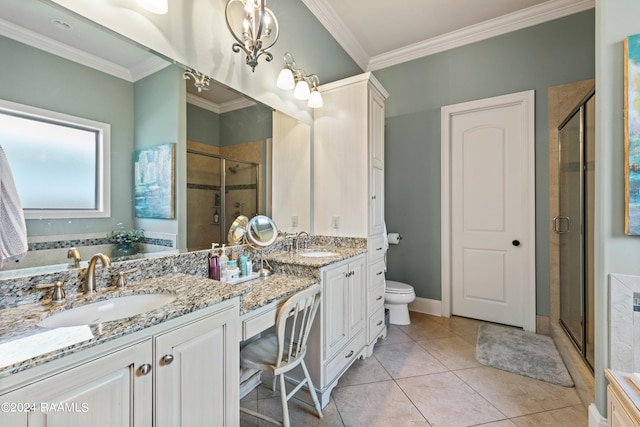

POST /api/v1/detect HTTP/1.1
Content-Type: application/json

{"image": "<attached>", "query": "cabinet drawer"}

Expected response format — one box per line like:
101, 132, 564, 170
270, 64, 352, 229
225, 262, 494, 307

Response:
324, 331, 366, 386
368, 306, 386, 342
369, 283, 385, 312
242, 305, 279, 340
367, 235, 386, 262
369, 259, 385, 292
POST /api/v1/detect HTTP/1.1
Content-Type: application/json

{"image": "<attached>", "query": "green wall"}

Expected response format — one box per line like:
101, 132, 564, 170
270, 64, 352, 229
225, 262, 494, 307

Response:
374, 10, 596, 316
594, 0, 640, 413
0, 35, 135, 236
186, 103, 219, 146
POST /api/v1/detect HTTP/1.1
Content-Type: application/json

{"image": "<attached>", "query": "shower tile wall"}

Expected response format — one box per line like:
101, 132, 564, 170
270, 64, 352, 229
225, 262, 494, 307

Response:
610, 273, 640, 372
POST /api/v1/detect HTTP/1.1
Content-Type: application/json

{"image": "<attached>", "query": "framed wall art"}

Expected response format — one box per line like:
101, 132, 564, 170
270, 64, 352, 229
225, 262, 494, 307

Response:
625, 34, 640, 234
134, 143, 175, 219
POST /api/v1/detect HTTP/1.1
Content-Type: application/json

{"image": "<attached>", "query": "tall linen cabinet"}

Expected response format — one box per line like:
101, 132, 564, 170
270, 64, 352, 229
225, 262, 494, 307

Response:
314, 72, 389, 358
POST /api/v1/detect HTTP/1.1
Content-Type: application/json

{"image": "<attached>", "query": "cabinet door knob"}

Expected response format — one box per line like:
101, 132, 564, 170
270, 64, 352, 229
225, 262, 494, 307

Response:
376, 320, 383, 326
376, 271, 383, 275
371, 195, 377, 200
138, 364, 152, 376
345, 350, 354, 358
162, 354, 174, 365
376, 295, 383, 301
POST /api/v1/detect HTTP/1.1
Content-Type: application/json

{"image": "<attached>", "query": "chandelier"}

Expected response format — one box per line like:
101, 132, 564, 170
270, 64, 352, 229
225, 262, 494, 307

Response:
225, 0, 279, 72
183, 68, 211, 93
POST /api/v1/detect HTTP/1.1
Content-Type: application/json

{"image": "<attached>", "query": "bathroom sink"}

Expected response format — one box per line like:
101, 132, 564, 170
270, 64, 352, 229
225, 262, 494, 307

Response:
38, 293, 176, 328
299, 251, 340, 258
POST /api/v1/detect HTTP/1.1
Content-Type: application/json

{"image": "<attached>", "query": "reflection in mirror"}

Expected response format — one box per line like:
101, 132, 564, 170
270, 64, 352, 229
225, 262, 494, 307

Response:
0, 0, 311, 278
227, 215, 249, 245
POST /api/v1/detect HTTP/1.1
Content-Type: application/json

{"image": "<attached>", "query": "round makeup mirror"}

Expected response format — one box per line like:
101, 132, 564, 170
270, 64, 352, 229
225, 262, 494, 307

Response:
246, 215, 278, 276
246, 215, 278, 247
227, 215, 249, 245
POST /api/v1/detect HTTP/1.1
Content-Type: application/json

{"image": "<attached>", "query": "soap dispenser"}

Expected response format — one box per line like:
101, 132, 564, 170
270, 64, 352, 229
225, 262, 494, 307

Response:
219, 244, 228, 283
209, 243, 220, 280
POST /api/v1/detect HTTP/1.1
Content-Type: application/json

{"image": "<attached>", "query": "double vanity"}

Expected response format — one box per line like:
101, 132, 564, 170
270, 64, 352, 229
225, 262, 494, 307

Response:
0, 240, 382, 426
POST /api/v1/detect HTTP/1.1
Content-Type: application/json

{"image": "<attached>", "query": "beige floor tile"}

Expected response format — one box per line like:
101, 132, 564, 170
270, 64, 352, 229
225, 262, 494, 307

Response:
510, 404, 587, 426
336, 354, 391, 387
374, 341, 448, 378
396, 372, 506, 427
245, 396, 343, 427
375, 325, 413, 346
397, 320, 457, 340
332, 380, 430, 426
239, 400, 258, 427
416, 336, 482, 370
475, 420, 517, 427
455, 367, 582, 418
437, 316, 487, 336
458, 333, 480, 347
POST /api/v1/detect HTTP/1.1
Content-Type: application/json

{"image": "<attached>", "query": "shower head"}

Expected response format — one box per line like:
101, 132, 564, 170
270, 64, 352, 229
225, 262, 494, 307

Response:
228, 164, 239, 173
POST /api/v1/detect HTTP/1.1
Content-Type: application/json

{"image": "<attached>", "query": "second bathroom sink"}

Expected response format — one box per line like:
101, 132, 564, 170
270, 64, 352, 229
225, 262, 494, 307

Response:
299, 251, 339, 258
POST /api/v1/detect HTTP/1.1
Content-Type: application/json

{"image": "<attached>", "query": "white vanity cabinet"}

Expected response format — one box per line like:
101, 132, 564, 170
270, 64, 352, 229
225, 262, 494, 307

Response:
0, 299, 239, 427
299, 255, 366, 408
314, 72, 389, 355
0, 340, 152, 427
154, 303, 238, 427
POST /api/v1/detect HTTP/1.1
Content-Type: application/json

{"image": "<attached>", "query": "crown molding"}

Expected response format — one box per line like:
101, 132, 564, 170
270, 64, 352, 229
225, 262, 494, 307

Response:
301, 0, 368, 71
367, 0, 595, 71
129, 55, 171, 82
0, 18, 137, 81
186, 93, 256, 114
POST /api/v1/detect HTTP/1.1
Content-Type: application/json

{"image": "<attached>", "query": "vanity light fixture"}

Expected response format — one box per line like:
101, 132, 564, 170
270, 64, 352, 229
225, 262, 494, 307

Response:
276, 53, 323, 108
225, 0, 279, 72
136, 0, 168, 14
183, 67, 211, 93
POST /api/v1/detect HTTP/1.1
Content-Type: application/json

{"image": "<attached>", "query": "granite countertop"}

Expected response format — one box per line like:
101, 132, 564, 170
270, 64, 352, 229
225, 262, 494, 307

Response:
0, 244, 360, 380
266, 246, 366, 267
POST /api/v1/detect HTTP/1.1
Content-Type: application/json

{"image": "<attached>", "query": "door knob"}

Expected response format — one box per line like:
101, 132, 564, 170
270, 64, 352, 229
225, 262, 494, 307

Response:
138, 364, 152, 376
512, 240, 520, 247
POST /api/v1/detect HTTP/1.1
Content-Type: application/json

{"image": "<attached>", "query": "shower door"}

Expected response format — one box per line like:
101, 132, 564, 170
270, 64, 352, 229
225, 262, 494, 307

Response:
187, 151, 223, 251
557, 92, 595, 368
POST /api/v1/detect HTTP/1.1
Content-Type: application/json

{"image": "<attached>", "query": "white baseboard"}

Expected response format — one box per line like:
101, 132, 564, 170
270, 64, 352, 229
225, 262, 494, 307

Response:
408, 297, 442, 317
588, 403, 606, 427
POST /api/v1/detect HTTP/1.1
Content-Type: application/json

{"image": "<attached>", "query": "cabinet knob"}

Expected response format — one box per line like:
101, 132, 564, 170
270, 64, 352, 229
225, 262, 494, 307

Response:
376, 295, 383, 301
376, 320, 383, 326
371, 195, 377, 200
345, 350, 354, 358
138, 364, 152, 376
162, 354, 174, 365
376, 271, 383, 275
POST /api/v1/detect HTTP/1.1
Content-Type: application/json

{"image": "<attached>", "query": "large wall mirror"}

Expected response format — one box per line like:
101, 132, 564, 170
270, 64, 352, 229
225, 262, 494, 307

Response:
0, 0, 311, 277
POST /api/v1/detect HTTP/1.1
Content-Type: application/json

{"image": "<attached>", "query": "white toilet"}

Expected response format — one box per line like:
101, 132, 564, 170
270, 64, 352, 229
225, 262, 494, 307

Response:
384, 280, 416, 325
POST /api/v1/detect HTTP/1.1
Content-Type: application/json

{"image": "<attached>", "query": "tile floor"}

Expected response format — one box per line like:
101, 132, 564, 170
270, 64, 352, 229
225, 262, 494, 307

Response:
240, 312, 589, 426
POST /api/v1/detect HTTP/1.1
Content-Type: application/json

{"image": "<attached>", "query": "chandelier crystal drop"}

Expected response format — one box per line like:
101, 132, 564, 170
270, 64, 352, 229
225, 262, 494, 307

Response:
225, 0, 279, 72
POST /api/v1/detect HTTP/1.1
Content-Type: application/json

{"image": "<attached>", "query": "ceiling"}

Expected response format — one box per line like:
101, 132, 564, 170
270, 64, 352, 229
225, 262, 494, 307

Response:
0, 0, 595, 106
303, 0, 595, 70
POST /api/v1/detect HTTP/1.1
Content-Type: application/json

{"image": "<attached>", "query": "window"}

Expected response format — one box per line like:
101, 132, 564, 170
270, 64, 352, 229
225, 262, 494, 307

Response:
0, 99, 110, 219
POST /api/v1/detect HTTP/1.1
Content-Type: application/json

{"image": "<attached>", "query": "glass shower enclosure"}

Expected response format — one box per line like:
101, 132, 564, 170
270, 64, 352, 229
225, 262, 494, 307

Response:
556, 91, 595, 369
186, 149, 259, 251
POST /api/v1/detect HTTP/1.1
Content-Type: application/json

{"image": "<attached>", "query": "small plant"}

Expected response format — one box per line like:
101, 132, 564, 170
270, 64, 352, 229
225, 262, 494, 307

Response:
108, 229, 144, 245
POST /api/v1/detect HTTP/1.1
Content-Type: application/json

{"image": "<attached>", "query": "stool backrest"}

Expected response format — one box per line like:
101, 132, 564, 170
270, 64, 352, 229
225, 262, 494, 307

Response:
274, 284, 321, 369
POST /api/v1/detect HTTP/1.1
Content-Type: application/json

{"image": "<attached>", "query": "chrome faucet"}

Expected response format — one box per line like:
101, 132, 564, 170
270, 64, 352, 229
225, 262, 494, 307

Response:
67, 247, 81, 268
84, 253, 111, 293
295, 231, 310, 251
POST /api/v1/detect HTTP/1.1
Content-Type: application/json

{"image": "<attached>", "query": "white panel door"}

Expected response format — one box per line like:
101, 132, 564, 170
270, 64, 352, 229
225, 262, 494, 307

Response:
445, 91, 535, 328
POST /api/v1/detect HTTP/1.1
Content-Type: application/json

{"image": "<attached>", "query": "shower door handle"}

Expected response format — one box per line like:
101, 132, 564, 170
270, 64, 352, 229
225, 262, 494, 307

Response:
553, 216, 571, 234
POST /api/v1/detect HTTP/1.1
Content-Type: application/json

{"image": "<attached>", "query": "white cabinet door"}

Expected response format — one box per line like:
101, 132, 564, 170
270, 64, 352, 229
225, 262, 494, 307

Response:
155, 306, 238, 427
370, 87, 385, 170
323, 263, 350, 360
369, 166, 384, 236
347, 256, 366, 339
0, 340, 152, 427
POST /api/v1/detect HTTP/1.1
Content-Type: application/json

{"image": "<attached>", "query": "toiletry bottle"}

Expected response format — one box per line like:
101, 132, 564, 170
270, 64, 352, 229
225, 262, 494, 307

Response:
240, 255, 248, 276
209, 243, 220, 280
219, 244, 228, 283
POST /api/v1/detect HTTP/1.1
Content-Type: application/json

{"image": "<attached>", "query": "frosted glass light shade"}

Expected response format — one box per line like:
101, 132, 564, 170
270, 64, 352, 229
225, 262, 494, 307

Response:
294, 80, 310, 100
136, 0, 168, 14
276, 68, 295, 90
308, 90, 323, 108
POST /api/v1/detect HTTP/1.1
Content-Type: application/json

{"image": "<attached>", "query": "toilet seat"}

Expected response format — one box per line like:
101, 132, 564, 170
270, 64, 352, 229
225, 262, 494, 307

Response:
385, 280, 414, 295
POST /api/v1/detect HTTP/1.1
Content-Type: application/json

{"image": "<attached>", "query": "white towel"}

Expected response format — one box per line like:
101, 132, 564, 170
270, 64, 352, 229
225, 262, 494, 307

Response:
0, 146, 28, 268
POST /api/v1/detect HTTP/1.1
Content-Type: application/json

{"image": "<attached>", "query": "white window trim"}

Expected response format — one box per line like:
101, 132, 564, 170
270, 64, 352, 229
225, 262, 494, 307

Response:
0, 98, 111, 219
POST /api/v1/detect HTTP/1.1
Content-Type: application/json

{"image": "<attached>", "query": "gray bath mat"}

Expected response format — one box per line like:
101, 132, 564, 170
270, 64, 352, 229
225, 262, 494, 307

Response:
475, 324, 574, 387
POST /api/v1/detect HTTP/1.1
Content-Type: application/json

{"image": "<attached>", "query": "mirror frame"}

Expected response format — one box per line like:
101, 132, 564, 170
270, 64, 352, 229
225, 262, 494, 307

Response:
246, 215, 278, 247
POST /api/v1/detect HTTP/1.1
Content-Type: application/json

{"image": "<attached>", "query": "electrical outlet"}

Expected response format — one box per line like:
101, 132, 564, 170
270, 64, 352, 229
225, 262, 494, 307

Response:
291, 215, 299, 228
331, 215, 340, 229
